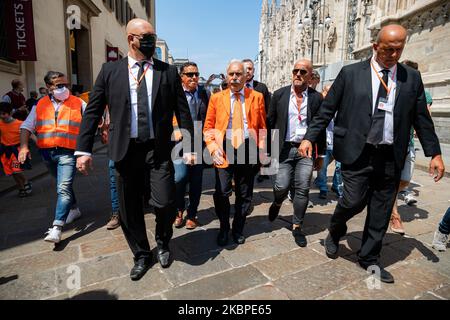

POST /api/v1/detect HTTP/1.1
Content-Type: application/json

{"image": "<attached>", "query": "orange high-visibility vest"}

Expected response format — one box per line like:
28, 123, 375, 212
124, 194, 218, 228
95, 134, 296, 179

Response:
35, 95, 83, 150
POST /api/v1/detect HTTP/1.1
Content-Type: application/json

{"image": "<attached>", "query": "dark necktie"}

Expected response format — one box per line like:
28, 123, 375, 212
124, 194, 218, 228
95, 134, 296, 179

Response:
137, 61, 151, 142
367, 69, 390, 145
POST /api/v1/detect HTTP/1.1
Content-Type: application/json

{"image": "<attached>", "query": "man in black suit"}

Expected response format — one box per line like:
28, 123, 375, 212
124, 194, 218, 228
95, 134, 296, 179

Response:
267, 59, 326, 248
243, 58, 272, 183
243, 59, 271, 114
75, 19, 194, 281
300, 24, 445, 283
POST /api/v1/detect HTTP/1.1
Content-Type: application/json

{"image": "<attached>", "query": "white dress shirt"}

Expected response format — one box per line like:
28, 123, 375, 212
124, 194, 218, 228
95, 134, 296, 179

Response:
286, 87, 309, 143
21, 96, 87, 133
371, 56, 397, 145
128, 55, 155, 139
226, 88, 249, 140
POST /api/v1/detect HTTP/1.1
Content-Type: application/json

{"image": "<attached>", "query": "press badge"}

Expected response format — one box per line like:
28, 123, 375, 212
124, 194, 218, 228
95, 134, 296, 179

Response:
377, 97, 393, 113
296, 127, 307, 137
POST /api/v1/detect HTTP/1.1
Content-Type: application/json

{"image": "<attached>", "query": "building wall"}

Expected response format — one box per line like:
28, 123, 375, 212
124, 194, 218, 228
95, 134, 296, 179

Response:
259, 0, 450, 142
0, 0, 156, 97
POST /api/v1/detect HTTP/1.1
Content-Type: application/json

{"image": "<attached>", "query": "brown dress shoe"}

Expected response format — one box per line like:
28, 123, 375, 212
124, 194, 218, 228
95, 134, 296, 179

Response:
106, 214, 121, 230
174, 211, 184, 228
185, 218, 198, 230
390, 214, 405, 235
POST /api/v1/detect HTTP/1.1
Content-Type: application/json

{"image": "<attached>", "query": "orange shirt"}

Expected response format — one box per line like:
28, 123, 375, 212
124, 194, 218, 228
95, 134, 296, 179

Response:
0, 119, 23, 146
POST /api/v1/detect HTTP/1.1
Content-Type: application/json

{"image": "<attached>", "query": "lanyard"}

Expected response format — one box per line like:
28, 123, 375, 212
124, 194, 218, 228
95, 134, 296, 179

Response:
371, 61, 397, 96
294, 93, 304, 122
128, 62, 151, 88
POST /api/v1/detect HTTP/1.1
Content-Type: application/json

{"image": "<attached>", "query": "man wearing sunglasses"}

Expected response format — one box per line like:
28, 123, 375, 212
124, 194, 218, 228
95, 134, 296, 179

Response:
173, 62, 210, 230
19, 71, 87, 244
75, 19, 194, 281
267, 59, 326, 248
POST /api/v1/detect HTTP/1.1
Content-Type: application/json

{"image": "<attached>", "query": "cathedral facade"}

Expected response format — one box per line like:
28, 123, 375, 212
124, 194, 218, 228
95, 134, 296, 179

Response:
259, 0, 450, 142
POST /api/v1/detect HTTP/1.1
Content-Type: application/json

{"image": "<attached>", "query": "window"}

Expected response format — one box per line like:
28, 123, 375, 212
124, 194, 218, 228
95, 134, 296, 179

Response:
144, 0, 151, 18
103, 0, 114, 11
115, 0, 121, 21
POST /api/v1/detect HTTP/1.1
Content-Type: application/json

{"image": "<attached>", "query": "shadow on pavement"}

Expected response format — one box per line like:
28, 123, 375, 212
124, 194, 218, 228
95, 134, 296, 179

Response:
65, 290, 118, 300
167, 215, 291, 267
318, 231, 440, 268
0, 275, 18, 285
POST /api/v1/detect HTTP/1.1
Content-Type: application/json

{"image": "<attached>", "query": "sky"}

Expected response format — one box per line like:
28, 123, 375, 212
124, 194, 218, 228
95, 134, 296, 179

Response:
156, 0, 263, 82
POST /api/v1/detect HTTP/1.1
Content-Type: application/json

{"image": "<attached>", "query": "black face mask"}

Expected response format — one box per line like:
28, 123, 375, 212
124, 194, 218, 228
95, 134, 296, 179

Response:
138, 34, 157, 60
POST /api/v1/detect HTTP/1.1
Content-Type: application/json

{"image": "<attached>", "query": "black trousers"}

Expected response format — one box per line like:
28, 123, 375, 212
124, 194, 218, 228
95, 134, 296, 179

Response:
329, 144, 401, 266
213, 139, 258, 235
115, 139, 176, 260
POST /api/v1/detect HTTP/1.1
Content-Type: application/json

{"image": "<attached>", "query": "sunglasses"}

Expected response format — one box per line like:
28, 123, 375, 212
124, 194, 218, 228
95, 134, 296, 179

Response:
55, 84, 68, 89
183, 72, 200, 78
292, 69, 309, 76
130, 33, 157, 40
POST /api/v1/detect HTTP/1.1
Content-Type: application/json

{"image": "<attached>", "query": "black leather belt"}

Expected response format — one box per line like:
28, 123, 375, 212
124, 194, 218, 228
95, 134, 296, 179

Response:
130, 138, 155, 145
285, 141, 301, 148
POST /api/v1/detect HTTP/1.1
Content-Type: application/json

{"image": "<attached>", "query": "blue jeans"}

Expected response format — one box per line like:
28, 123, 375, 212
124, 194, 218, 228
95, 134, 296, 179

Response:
109, 160, 120, 214
41, 148, 77, 227
174, 160, 204, 219
439, 207, 450, 235
316, 149, 343, 197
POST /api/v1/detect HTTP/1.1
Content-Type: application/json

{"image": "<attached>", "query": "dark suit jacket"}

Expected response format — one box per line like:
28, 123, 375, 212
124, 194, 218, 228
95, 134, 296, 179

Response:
77, 58, 194, 162
196, 85, 210, 124
268, 86, 326, 156
253, 80, 271, 114
304, 59, 441, 169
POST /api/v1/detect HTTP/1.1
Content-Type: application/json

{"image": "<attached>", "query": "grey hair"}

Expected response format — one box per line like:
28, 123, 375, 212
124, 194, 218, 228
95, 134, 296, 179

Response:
226, 59, 246, 75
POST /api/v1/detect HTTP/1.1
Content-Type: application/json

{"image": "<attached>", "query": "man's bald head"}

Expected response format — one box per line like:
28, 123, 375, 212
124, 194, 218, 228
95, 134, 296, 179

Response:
376, 24, 407, 44
292, 59, 313, 92
373, 24, 407, 68
126, 18, 156, 61
126, 18, 155, 36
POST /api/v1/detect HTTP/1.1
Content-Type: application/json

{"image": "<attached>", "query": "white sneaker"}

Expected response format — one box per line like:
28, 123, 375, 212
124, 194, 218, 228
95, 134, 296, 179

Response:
44, 226, 62, 243
432, 230, 448, 252
404, 193, 417, 206
66, 207, 82, 224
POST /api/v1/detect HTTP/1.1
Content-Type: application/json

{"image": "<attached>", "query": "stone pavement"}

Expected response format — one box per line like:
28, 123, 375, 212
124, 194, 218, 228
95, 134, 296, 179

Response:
0, 148, 449, 300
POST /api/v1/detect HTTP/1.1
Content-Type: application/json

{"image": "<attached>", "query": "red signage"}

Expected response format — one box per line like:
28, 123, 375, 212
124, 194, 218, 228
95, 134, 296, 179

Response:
5, 0, 37, 61
107, 46, 119, 62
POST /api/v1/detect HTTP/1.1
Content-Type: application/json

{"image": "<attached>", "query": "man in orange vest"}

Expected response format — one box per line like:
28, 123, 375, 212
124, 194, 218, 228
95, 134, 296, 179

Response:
19, 71, 86, 244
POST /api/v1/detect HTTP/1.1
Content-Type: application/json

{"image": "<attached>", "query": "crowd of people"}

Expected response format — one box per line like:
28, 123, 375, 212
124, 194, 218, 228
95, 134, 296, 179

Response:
0, 19, 448, 284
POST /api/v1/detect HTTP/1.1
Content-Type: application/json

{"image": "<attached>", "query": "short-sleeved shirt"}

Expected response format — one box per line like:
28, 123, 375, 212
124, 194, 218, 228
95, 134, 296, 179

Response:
0, 119, 23, 146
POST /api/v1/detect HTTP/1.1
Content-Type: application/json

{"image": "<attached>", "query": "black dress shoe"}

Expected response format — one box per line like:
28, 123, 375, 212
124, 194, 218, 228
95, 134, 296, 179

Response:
130, 257, 152, 281
217, 230, 229, 247
232, 233, 246, 245
292, 228, 307, 247
157, 248, 171, 269
324, 233, 339, 259
359, 263, 395, 284
269, 202, 281, 222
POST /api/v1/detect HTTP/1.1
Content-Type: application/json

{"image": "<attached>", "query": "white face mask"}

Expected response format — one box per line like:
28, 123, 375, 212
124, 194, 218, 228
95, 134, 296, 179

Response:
53, 87, 70, 101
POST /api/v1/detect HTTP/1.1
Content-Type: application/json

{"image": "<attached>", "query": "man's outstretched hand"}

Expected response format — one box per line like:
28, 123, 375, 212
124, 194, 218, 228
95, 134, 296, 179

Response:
76, 156, 94, 176
299, 140, 313, 158
429, 155, 445, 183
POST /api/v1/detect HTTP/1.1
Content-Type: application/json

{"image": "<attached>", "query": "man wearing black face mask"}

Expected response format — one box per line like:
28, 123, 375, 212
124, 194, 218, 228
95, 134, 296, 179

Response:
76, 19, 194, 281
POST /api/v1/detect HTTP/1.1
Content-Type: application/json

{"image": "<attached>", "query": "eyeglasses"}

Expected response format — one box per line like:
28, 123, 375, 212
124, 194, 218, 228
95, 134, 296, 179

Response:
292, 69, 309, 76
183, 72, 200, 78
228, 72, 243, 77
